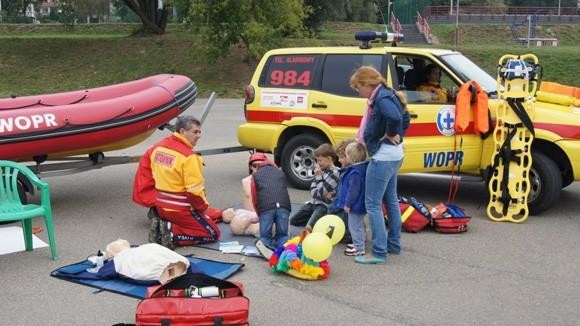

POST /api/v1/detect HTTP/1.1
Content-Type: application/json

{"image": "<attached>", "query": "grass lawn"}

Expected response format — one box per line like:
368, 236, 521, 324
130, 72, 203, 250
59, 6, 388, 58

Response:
0, 35, 254, 98
0, 22, 578, 99
428, 24, 580, 86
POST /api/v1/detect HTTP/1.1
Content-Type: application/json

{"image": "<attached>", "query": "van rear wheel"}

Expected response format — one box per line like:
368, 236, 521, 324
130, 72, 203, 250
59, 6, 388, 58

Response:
281, 134, 325, 189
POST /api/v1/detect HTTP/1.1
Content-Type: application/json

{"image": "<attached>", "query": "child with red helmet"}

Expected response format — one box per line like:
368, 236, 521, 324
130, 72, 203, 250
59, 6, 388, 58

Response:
245, 152, 291, 256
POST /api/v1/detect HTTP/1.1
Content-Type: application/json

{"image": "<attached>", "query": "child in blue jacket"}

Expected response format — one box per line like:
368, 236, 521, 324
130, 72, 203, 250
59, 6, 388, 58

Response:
335, 142, 368, 256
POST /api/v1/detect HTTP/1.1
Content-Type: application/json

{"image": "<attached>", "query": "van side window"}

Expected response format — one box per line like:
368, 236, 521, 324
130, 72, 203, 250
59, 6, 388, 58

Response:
320, 54, 383, 97
394, 55, 457, 104
260, 55, 320, 89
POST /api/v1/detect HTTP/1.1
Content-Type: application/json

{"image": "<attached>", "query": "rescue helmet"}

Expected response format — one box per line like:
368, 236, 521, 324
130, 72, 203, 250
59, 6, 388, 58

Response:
248, 152, 269, 173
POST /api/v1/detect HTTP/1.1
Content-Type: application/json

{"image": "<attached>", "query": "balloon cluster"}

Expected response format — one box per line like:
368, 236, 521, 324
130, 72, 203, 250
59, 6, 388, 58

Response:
268, 215, 345, 280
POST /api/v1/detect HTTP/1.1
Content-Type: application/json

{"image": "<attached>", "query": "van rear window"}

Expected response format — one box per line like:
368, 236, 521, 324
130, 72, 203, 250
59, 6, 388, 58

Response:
261, 55, 320, 89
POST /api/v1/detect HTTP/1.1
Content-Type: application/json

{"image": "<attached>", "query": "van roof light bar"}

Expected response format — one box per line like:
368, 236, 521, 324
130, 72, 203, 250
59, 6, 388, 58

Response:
355, 31, 404, 49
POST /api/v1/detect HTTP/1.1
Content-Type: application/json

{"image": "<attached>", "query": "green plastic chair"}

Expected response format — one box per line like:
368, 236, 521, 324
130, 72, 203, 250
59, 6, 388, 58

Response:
0, 160, 57, 260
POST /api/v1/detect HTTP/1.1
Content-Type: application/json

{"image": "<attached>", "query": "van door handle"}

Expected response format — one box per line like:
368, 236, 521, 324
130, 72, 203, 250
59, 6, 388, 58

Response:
409, 111, 418, 119
312, 103, 327, 109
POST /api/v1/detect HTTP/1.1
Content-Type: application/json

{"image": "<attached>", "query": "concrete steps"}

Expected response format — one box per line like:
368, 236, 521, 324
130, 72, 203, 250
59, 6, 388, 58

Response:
401, 24, 428, 44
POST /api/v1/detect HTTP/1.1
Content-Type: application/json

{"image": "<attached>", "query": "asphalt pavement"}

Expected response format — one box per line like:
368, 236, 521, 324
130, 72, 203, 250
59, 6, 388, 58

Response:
1, 99, 579, 326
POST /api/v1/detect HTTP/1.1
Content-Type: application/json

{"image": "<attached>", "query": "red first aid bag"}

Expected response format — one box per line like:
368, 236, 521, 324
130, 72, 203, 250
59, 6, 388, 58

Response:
431, 204, 471, 234
433, 217, 471, 233
136, 273, 249, 326
400, 203, 431, 233
397, 196, 432, 233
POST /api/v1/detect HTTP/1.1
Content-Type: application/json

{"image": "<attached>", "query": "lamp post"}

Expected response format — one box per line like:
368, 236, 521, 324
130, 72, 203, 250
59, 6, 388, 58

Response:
455, 0, 460, 46
558, 0, 561, 16
450, 0, 453, 16
387, 0, 392, 26
527, 14, 532, 48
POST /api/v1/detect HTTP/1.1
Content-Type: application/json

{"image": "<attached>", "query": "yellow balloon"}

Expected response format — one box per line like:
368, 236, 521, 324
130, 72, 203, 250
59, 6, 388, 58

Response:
302, 233, 332, 262
312, 214, 345, 245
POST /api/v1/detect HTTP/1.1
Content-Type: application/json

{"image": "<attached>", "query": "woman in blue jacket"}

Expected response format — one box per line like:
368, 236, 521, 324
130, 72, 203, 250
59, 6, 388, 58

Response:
349, 66, 410, 264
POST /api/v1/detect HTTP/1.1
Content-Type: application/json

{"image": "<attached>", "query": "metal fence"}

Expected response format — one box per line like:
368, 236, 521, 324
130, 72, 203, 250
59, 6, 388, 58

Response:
425, 5, 579, 17
392, 0, 432, 24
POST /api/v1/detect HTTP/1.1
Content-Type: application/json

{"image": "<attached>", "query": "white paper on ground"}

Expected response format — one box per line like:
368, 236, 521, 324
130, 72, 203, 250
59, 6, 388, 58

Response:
219, 241, 244, 253
241, 246, 260, 256
221, 245, 244, 254
0, 226, 49, 255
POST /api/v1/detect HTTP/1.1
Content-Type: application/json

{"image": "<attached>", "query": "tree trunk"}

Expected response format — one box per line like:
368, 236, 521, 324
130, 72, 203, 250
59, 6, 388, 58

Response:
122, 0, 168, 34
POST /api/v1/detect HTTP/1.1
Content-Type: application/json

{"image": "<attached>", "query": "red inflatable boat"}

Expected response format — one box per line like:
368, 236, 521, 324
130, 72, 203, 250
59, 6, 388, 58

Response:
0, 74, 197, 162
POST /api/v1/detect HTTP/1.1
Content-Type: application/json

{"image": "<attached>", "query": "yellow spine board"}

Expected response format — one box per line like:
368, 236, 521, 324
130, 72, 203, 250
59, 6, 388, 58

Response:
486, 54, 538, 223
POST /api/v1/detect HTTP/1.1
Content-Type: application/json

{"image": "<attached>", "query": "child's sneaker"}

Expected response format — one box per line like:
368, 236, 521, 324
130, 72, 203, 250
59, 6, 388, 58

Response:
346, 243, 355, 249
255, 240, 274, 260
344, 247, 365, 256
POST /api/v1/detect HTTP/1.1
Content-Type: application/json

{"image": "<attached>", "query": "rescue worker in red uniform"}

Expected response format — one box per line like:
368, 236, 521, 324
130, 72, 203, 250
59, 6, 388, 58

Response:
133, 116, 220, 248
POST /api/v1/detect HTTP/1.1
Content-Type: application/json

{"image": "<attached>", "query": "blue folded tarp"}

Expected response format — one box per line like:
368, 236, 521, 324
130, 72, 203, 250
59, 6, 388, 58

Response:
51, 256, 244, 299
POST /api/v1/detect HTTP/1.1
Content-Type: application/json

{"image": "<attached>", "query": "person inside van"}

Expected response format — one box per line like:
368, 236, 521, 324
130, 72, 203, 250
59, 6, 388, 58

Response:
403, 58, 426, 90
416, 64, 449, 102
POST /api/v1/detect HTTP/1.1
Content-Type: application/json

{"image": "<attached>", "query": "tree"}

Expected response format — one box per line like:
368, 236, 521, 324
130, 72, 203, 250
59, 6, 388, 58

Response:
345, 0, 378, 22
2, 0, 37, 17
59, 1, 76, 31
304, 0, 348, 31
122, 0, 170, 34
112, 0, 130, 20
188, 0, 307, 63
75, 0, 110, 23
112, 0, 141, 22
172, 0, 191, 22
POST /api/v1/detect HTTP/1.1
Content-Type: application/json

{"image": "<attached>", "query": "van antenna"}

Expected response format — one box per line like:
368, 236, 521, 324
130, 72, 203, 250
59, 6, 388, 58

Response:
373, 0, 402, 46
375, 0, 389, 32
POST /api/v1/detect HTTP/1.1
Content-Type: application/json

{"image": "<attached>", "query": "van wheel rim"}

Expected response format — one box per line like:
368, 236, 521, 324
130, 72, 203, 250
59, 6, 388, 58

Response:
527, 167, 541, 203
290, 146, 316, 181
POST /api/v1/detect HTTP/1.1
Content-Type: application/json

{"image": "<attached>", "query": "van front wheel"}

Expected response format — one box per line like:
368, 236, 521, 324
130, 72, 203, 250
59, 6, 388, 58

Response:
527, 152, 561, 215
281, 134, 325, 189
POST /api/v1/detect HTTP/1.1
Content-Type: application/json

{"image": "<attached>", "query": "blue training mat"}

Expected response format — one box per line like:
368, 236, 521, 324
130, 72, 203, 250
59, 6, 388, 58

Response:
51, 256, 244, 299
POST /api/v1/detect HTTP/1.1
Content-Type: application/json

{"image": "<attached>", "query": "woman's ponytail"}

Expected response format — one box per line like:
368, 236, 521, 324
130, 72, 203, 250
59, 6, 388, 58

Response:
395, 91, 408, 112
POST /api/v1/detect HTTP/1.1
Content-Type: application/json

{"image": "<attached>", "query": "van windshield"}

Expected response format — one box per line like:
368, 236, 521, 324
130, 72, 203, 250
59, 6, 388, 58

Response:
439, 53, 497, 94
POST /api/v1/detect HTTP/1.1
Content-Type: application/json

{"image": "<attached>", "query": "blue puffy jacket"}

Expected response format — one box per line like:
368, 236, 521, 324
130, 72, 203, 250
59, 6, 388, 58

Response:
333, 161, 368, 215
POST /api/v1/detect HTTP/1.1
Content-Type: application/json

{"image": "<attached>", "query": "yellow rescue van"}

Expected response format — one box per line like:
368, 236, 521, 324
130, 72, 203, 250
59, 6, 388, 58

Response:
238, 33, 580, 214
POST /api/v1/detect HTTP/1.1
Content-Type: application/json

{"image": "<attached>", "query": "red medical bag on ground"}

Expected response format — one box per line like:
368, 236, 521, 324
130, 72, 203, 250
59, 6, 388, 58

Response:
430, 203, 471, 234
399, 203, 431, 232
135, 273, 249, 326
398, 196, 432, 233
433, 217, 471, 233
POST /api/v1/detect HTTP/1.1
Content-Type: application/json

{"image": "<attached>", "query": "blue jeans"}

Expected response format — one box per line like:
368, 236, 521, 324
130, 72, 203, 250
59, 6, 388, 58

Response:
348, 212, 366, 253
259, 208, 290, 249
330, 208, 351, 242
365, 158, 403, 259
289, 203, 327, 228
